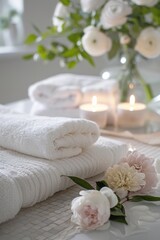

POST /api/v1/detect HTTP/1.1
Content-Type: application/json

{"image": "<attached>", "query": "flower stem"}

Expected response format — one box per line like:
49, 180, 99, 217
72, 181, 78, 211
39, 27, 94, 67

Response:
134, 66, 154, 103
119, 46, 154, 103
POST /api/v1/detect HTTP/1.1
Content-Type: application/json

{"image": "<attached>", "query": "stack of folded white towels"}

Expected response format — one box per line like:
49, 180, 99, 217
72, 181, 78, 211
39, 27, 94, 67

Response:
28, 73, 119, 122
0, 105, 127, 224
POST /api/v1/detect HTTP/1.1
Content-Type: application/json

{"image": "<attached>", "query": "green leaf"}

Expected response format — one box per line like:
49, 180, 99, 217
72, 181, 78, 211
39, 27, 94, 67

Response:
111, 206, 125, 217
37, 45, 48, 59
110, 215, 128, 225
68, 32, 82, 43
24, 34, 37, 45
66, 61, 77, 69
32, 24, 41, 34
108, 40, 120, 60
110, 202, 128, 225
70, 13, 82, 22
130, 195, 160, 202
47, 51, 55, 60
60, 0, 71, 6
23, 54, 34, 60
80, 51, 95, 66
62, 48, 79, 58
65, 176, 94, 190
96, 181, 108, 190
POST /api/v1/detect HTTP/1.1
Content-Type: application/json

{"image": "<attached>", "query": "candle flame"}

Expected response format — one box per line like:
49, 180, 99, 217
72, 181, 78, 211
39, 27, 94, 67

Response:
129, 95, 135, 111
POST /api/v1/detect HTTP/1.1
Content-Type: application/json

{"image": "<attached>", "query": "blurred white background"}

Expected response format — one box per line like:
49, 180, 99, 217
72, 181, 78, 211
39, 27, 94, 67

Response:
0, 0, 159, 104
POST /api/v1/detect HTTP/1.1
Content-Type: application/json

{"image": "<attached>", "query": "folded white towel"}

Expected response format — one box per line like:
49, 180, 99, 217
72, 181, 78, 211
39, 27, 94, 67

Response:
0, 170, 22, 224
29, 82, 82, 108
28, 73, 100, 107
0, 104, 17, 114
30, 102, 80, 118
0, 111, 99, 160
0, 137, 127, 223
28, 73, 118, 109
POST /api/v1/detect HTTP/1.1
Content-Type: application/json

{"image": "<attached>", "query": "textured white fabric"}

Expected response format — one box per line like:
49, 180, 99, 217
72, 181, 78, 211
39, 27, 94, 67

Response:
28, 73, 97, 107
0, 104, 17, 114
28, 73, 119, 109
0, 111, 99, 160
30, 102, 80, 118
0, 170, 22, 224
29, 82, 82, 108
0, 137, 127, 224
0, 148, 61, 208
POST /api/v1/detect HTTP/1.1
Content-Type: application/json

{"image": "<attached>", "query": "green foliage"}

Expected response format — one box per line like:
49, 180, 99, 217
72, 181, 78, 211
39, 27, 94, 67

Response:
24, 0, 160, 70
24, 34, 37, 45
65, 174, 160, 226
130, 195, 160, 202
96, 180, 108, 190
60, 0, 71, 6
65, 176, 94, 190
110, 203, 127, 224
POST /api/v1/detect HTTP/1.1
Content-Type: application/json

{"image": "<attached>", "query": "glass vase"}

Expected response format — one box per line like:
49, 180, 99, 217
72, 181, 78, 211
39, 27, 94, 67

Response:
118, 49, 154, 103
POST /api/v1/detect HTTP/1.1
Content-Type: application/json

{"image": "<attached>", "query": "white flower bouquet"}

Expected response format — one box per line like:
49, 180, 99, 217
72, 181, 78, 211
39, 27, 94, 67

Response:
25, 0, 160, 102
66, 151, 160, 232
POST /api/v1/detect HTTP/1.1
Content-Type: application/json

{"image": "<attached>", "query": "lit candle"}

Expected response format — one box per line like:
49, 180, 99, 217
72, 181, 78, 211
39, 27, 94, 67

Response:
117, 95, 147, 128
79, 96, 108, 128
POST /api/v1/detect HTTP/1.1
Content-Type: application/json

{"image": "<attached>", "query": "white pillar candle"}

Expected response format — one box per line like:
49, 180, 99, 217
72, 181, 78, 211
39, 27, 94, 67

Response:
79, 96, 108, 128
117, 95, 147, 128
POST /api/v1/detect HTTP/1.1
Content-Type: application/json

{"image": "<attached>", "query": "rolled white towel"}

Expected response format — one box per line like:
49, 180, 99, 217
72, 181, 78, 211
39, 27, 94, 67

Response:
0, 111, 99, 160
28, 73, 102, 107
29, 83, 82, 108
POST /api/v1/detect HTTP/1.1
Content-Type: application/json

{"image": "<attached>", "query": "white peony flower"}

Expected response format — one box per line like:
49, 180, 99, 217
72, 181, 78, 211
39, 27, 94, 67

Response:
105, 163, 146, 198
131, 0, 158, 7
80, 0, 105, 13
100, 187, 118, 208
82, 26, 112, 57
135, 27, 160, 59
100, 0, 132, 29
52, 2, 68, 32
71, 188, 117, 230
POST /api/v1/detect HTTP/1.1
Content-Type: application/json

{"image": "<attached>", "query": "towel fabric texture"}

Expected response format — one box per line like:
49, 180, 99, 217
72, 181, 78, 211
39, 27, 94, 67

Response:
28, 73, 119, 109
0, 137, 127, 224
30, 102, 80, 118
0, 109, 99, 160
0, 105, 127, 224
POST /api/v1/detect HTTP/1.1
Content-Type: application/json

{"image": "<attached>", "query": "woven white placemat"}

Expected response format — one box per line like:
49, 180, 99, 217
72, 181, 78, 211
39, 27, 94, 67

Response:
0, 137, 159, 240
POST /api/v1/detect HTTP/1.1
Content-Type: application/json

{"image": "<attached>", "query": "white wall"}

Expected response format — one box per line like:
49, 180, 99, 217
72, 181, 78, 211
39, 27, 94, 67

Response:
0, 0, 110, 104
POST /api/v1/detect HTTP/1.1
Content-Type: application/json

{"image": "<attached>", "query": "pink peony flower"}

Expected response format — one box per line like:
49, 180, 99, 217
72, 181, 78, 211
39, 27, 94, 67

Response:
121, 151, 158, 193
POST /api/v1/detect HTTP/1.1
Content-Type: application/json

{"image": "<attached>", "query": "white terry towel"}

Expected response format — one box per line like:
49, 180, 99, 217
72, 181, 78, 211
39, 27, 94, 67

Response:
0, 170, 23, 224
28, 73, 104, 108
0, 111, 99, 160
0, 137, 127, 223
30, 102, 80, 118
29, 82, 82, 108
